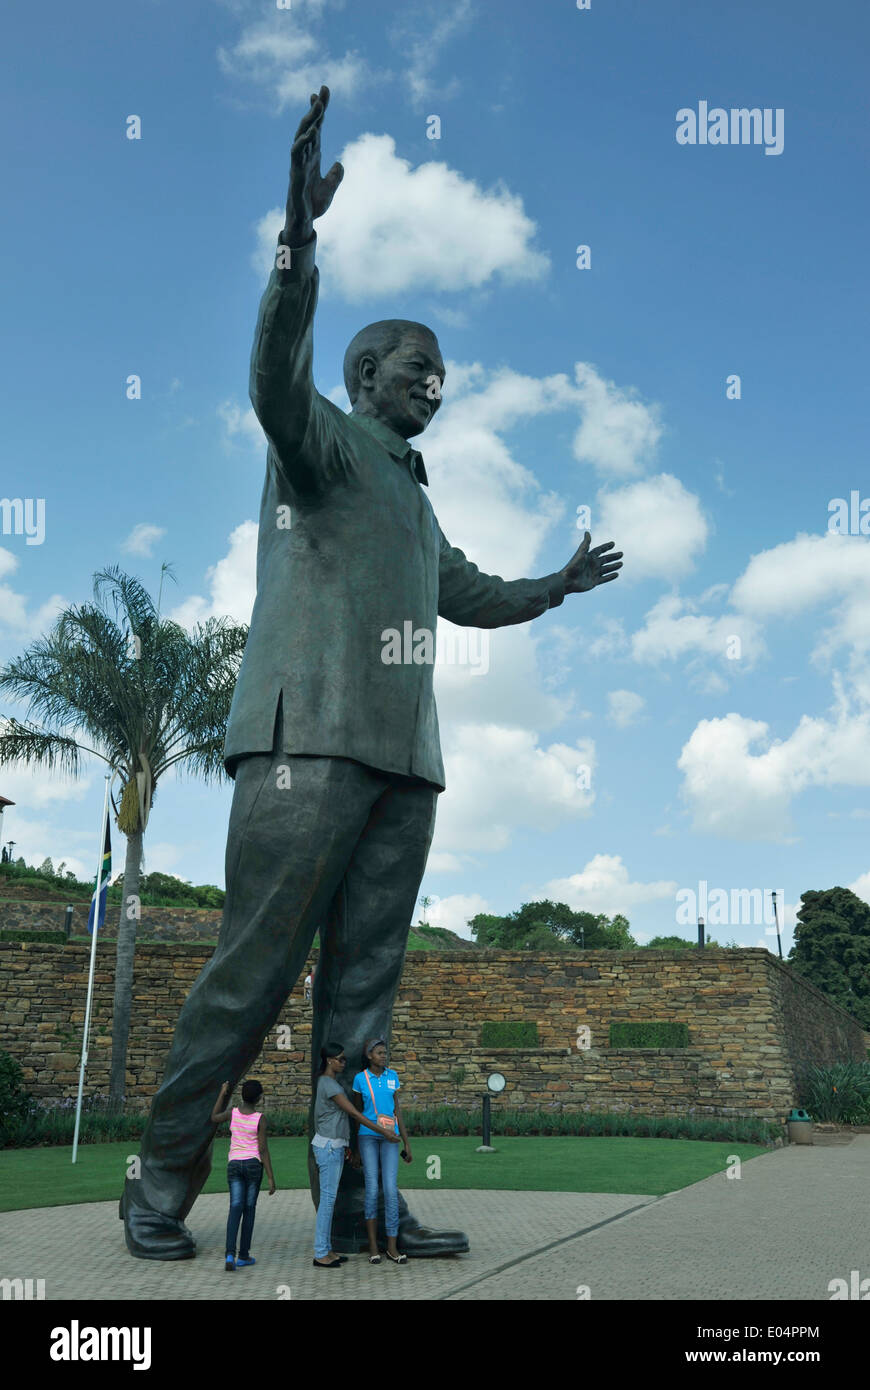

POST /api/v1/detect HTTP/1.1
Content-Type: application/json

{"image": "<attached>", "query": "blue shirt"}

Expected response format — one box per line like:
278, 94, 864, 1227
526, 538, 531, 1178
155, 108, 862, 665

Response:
353, 1068, 400, 1138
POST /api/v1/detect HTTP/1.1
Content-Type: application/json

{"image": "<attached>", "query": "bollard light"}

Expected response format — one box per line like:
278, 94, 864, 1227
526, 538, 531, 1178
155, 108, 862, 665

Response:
476, 1072, 506, 1153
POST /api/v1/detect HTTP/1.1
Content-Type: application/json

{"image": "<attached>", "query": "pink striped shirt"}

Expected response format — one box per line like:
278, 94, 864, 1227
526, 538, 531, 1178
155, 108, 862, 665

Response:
228, 1107, 261, 1160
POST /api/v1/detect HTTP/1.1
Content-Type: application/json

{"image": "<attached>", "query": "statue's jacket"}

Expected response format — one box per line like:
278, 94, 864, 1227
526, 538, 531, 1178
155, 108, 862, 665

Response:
224, 236, 566, 790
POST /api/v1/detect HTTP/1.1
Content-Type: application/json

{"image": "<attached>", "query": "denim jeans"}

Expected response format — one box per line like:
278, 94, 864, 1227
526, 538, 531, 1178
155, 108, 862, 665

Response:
359, 1135, 400, 1236
226, 1158, 263, 1259
313, 1144, 346, 1258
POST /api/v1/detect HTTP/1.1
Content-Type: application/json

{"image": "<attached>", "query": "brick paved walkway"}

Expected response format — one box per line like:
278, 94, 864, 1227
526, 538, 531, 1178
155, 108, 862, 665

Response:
1, 1137, 866, 1300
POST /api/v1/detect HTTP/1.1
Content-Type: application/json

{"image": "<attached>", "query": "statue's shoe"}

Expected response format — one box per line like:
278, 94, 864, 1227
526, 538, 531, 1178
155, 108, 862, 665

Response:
396, 1214, 469, 1258
119, 1181, 196, 1261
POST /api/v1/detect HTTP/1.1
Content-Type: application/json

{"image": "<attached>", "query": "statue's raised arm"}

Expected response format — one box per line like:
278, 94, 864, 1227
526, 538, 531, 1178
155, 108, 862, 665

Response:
283, 85, 344, 248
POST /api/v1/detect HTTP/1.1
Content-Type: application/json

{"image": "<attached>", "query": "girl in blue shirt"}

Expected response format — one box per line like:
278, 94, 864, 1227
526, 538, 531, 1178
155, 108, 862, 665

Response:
352, 1038, 411, 1264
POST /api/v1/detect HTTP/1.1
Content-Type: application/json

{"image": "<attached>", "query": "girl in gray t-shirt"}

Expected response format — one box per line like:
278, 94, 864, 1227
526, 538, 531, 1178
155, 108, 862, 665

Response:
311, 1041, 400, 1267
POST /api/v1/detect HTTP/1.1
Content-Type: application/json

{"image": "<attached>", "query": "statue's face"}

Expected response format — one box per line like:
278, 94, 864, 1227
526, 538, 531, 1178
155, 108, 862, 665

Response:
360, 329, 445, 439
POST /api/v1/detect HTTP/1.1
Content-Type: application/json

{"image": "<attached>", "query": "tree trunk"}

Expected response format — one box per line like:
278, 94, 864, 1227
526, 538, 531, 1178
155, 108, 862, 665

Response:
109, 828, 143, 1109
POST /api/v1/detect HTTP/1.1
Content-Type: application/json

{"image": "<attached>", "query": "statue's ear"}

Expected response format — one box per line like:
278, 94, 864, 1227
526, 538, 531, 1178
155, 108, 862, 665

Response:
357, 353, 378, 391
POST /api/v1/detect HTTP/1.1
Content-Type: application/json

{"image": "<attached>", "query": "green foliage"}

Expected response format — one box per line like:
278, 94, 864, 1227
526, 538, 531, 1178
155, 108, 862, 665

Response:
644, 934, 723, 949
480, 1020, 540, 1047
788, 888, 870, 1028
798, 1062, 870, 1124
610, 1021, 690, 1048
469, 899, 636, 951
0, 1052, 30, 1125
0, 930, 67, 944
0, 858, 225, 911
133, 872, 225, 910
1, 1102, 781, 1148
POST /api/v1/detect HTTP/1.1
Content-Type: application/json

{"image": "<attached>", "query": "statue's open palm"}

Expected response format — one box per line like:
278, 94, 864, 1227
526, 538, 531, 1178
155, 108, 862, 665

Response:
285, 85, 344, 241
562, 532, 623, 592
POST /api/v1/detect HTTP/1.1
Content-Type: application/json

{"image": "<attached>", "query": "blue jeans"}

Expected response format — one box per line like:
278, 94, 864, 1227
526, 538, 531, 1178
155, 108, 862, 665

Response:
313, 1144, 346, 1258
359, 1135, 400, 1236
226, 1158, 263, 1259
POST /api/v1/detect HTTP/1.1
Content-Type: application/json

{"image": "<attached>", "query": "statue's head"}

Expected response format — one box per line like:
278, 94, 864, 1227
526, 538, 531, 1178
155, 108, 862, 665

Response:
343, 320, 445, 439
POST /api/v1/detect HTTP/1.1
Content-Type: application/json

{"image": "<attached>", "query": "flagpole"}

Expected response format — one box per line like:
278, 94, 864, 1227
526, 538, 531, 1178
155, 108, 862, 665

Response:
72, 773, 111, 1164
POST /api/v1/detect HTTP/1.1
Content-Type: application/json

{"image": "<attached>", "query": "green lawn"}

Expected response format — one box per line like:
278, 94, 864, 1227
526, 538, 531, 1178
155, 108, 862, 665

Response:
0, 1135, 767, 1212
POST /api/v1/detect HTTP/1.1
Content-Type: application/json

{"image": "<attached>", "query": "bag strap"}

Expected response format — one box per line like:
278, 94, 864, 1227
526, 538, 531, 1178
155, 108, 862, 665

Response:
363, 1069, 378, 1112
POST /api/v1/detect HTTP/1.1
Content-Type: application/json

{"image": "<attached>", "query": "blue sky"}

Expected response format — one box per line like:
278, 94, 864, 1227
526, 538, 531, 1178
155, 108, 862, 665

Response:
2, 0, 869, 948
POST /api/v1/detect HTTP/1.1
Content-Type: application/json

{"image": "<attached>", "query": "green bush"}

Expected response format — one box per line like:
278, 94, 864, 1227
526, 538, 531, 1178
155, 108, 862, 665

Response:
480, 1021, 540, 1047
0, 1052, 30, 1126
798, 1062, 870, 1124
610, 1021, 689, 1048
1, 1101, 782, 1149
0, 930, 67, 944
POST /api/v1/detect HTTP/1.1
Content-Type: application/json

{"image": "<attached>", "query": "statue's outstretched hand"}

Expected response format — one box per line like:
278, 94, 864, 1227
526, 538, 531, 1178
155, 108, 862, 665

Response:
561, 532, 623, 593
284, 85, 344, 244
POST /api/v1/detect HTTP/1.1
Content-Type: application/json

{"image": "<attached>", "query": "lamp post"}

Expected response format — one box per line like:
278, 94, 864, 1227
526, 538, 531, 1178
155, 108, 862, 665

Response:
697, 915, 705, 948
770, 891, 783, 960
476, 1072, 506, 1153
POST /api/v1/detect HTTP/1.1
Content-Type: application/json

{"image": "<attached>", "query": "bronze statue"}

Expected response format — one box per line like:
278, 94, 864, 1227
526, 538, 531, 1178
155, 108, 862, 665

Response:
121, 87, 622, 1259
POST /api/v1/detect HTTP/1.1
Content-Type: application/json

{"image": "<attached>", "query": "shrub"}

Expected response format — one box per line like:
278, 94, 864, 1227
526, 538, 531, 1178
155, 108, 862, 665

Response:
610, 1021, 689, 1048
798, 1062, 870, 1124
480, 1021, 539, 1047
0, 1052, 30, 1126
0, 931, 68, 944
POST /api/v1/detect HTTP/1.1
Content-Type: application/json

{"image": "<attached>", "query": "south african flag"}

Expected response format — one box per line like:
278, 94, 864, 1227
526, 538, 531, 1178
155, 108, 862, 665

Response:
86, 819, 112, 935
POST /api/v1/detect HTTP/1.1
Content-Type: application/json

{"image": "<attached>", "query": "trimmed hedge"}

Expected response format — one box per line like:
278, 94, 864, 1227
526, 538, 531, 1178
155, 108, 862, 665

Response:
0, 1101, 782, 1149
0, 930, 68, 944
480, 1020, 540, 1047
610, 1021, 689, 1048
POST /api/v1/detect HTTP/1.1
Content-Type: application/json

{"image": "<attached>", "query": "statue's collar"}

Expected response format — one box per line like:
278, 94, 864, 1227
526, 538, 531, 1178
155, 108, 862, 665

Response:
349, 411, 429, 486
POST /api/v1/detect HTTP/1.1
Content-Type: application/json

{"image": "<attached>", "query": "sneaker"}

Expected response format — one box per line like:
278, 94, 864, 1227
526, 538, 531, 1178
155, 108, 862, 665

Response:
235, 1257, 256, 1267
225, 1254, 236, 1271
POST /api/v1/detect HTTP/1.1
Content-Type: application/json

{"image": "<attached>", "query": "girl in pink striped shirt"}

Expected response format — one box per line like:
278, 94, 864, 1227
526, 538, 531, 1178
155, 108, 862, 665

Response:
211, 1079, 276, 1271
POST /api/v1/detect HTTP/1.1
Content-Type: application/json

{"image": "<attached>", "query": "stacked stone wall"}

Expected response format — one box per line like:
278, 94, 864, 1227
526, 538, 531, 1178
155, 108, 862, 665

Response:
1, 944, 864, 1120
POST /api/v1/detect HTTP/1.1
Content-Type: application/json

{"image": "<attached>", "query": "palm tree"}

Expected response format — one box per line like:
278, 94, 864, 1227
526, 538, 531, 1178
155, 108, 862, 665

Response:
0, 566, 248, 1105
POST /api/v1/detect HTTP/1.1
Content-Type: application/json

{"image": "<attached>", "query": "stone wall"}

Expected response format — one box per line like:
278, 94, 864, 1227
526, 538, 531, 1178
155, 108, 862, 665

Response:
0, 944, 865, 1120
0, 899, 223, 940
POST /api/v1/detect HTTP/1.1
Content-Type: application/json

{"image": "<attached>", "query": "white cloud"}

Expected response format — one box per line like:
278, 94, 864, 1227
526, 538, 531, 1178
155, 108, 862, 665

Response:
571, 364, 662, 478
396, 0, 473, 107
606, 690, 645, 727
218, 400, 266, 450
731, 532, 870, 666
677, 689, 870, 840
630, 593, 764, 666
0, 548, 67, 637
432, 726, 595, 859
423, 891, 489, 940
540, 853, 678, 916
253, 134, 549, 298
121, 523, 166, 557
596, 474, 709, 582
171, 522, 258, 628
218, 15, 370, 108
849, 871, 870, 906
0, 759, 95, 811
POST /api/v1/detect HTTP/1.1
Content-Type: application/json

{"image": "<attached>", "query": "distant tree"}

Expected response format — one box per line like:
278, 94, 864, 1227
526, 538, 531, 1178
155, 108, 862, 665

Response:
644, 934, 723, 949
789, 887, 870, 1028
469, 900, 637, 950
37, 857, 54, 877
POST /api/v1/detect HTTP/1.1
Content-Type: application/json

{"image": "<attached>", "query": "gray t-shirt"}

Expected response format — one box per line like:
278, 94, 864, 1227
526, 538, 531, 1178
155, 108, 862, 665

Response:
314, 1075, 350, 1143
